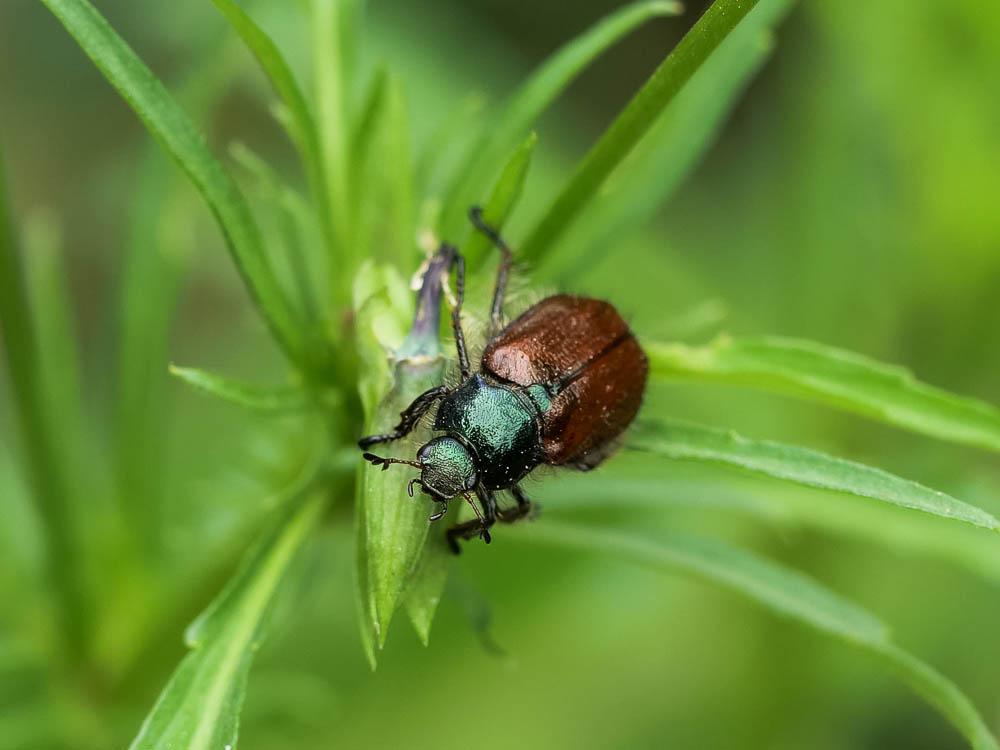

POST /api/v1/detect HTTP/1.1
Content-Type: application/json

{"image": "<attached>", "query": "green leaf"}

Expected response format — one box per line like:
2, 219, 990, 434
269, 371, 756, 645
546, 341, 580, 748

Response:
312, 0, 354, 275
114, 40, 243, 554
649, 335, 1000, 453
544, 460, 1000, 586
461, 132, 537, 268
129, 487, 326, 750
545, 0, 792, 278
521, 0, 765, 262
516, 522, 999, 750
439, 0, 682, 239
404, 531, 452, 645
0, 148, 89, 656
207, 0, 318, 170
353, 262, 447, 658
629, 419, 1000, 532
168, 365, 324, 412
207, 0, 336, 294
39, 0, 307, 366
348, 68, 388, 208
415, 92, 486, 198
353, 73, 415, 267
229, 141, 324, 328
22, 212, 89, 506
115, 150, 188, 550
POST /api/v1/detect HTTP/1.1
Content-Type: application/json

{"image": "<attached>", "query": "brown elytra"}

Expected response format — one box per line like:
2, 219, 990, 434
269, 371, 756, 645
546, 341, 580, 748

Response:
482, 294, 648, 469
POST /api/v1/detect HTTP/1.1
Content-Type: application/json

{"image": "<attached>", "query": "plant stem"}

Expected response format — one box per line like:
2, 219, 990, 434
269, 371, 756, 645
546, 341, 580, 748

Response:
521, 0, 761, 261
312, 0, 352, 298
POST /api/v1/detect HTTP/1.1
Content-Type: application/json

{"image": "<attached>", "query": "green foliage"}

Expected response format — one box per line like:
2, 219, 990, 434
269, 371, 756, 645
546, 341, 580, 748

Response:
517, 522, 999, 750
38, 0, 311, 367
207, 0, 324, 204
130, 486, 327, 750
439, 0, 683, 240
461, 132, 537, 267
630, 419, 1000, 532
0, 148, 89, 656
650, 335, 1000, 452
544, 0, 793, 279
8, 0, 999, 747
353, 262, 446, 658
168, 365, 321, 413
521, 0, 764, 262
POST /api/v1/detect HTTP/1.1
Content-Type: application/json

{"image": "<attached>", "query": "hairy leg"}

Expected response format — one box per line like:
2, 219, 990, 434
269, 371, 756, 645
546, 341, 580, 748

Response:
357, 385, 450, 448
469, 206, 513, 334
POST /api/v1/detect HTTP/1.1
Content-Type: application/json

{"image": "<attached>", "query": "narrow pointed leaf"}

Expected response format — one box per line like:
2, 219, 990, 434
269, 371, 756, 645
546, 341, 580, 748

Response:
521, 0, 766, 261
208, 0, 318, 167
629, 419, 1000, 532
354, 259, 448, 657
415, 92, 486, 197
39, 0, 306, 365
115, 45, 242, 550
23, 213, 89, 503
312, 0, 353, 272
516, 522, 999, 750
353, 73, 414, 266
404, 531, 452, 645
0, 149, 88, 655
547, 0, 792, 277
168, 365, 320, 412
129, 488, 326, 750
229, 142, 324, 327
649, 335, 1000, 453
462, 131, 537, 268
349, 69, 388, 202
440, 0, 682, 238
207, 0, 334, 264
116, 151, 188, 548
544, 463, 1000, 586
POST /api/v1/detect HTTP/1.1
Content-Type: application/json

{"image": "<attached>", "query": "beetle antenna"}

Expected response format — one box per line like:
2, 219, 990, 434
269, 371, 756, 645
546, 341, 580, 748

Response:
362, 452, 422, 471
461, 491, 486, 526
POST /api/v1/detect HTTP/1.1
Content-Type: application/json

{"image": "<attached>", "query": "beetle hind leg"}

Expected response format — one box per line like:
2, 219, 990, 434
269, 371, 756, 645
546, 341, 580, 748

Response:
468, 206, 513, 334
497, 483, 539, 523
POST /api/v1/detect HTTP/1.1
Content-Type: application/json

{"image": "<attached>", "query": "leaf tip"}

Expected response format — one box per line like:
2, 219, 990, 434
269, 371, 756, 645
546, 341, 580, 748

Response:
655, 0, 685, 16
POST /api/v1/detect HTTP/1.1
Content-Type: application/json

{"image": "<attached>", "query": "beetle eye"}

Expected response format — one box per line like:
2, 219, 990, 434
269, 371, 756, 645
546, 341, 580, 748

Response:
464, 472, 477, 490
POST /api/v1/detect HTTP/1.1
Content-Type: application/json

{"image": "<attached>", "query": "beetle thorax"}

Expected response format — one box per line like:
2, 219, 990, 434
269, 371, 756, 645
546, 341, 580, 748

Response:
432, 374, 542, 490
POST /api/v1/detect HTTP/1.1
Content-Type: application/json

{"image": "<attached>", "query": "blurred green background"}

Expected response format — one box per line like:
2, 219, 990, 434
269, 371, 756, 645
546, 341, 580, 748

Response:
2, 1, 999, 748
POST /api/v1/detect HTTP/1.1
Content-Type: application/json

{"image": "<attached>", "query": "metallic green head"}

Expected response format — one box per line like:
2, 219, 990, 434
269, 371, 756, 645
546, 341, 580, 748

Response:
416, 436, 477, 499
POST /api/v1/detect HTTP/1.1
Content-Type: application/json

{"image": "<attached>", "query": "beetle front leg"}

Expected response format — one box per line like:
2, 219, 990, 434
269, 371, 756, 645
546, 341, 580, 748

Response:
446, 487, 497, 554
357, 385, 450, 448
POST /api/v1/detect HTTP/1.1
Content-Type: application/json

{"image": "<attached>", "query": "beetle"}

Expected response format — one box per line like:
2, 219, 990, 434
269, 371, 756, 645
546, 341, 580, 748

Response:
359, 207, 648, 552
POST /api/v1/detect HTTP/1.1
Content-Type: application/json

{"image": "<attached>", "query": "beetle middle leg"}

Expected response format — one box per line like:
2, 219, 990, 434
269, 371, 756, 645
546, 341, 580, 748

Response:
497, 483, 538, 523
447, 486, 497, 554
468, 206, 513, 334
357, 384, 450, 448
